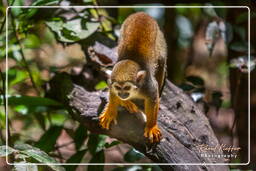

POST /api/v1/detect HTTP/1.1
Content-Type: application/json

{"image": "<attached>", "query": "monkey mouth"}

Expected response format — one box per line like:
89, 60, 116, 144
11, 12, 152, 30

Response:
118, 93, 130, 99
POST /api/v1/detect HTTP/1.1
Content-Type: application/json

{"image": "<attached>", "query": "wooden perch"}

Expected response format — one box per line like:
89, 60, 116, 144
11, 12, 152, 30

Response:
46, 41, 229, 171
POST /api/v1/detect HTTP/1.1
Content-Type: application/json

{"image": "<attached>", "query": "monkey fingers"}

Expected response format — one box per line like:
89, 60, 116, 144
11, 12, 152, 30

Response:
99, 109, 117, 130
144, 125, 162, 143
121, 100, 139, 113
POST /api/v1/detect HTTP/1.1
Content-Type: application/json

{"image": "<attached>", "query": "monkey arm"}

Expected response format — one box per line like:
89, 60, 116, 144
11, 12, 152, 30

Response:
99, 91, 119, 129
99, 91, 140, 129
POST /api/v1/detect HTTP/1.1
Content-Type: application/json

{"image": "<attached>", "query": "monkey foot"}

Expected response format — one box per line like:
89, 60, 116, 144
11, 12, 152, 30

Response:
99, 111, 117, 130
144, 125, 162, 143
121, 100, 139, 113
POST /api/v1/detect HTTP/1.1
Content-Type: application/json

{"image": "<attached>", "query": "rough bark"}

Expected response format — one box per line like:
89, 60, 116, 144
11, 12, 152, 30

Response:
47, 77, 228, 171
46, 41, 229, 171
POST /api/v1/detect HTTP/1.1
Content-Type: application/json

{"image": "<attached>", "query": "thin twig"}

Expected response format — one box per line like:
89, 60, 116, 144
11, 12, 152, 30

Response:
0, 17, 6, 34
55, 142, 64, 162
0, 68, 7, 144
54, 141, 74, 150
2, 0, 16, 165
46, 111, 52, 126
9, 13, 40, 94
0, 68, 6, 116
230, 71, 241, 150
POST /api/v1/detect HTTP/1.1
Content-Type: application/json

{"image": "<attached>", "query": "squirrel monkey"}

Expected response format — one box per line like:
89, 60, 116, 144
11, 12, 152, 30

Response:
99, 12, 167, 143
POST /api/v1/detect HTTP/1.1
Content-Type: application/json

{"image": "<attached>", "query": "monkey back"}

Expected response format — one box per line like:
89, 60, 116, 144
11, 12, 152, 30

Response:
117, 12, 159, 68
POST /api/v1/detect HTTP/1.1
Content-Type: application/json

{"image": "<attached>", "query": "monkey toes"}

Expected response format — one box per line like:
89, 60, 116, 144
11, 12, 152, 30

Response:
99, 111, 117, 130
144, 125, 162, 143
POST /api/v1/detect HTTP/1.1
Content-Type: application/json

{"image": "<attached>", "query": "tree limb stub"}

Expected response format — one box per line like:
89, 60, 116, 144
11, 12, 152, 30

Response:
47, 71, 228, 171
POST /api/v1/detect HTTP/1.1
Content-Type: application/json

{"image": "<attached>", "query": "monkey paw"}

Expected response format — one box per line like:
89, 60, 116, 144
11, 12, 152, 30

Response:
144, 125, 162, 143
122, 100, 139, 113
99, 111, 117, 130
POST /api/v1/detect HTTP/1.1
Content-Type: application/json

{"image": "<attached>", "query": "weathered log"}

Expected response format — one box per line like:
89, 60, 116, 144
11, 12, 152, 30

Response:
47, 72, 229, 171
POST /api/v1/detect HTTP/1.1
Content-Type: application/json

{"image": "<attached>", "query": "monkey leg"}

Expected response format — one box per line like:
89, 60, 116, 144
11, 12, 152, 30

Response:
120, 100, 139, 113
99, 92, 119, 129
144, 97, 162, 143
155, 58, 167, 96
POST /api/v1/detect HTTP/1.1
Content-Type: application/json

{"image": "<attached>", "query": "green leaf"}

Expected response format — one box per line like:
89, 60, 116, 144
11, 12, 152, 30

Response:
61, 27, 80, 41
193, 88, 205, 93
179, 83, 195, 91
229, 42, 248, 52
104, 141, 120, 148
0, 112, 5, 129
23, 34, 41, 49
35, 126, 63, 152
0, 146, 17, 157
14, 104, 50, 116
233, 26, 246, 42
46, 18, 100, 43
186, 76, 204, 86
73, 125, 87, 150
14, 144, 34, 151
203, 6, 218, 17
22, 0, 59, 18
83, 0, 93, 3
236, 12, 249, 24
65, 149, 87, 170
6, 95, 62, 107
16, 153, 30, 160
10, 0, 24, 17
88, 150, 105, 171
124, 148, 144, 162
87, 134, 106, 155
15, 144, 65, 171
49, 111, 68, 126
31, 0, 59, 6
14, 162, 38, 171
22, 149, 65, 171
95, 81, 108, 90
8, 68, 28, 86
14, 105, 29, 115
34, 112, 46, 130
147, 165, 163, 171
112, 166, 143, 171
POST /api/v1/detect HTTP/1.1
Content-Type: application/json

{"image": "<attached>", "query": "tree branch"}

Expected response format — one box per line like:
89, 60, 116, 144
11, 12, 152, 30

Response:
46, 42, 229, 171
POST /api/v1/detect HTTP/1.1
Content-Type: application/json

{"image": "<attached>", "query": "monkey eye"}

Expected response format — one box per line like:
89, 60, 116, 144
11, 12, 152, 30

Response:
114, 85, 121, 90
123, 85, 131, 91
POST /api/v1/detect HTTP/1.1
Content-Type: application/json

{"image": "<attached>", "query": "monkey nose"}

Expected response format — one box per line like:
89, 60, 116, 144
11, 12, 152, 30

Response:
118, 92, 129, 99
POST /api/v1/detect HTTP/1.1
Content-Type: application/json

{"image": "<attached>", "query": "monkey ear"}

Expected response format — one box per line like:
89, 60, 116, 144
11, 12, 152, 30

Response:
136, 70, 146, 83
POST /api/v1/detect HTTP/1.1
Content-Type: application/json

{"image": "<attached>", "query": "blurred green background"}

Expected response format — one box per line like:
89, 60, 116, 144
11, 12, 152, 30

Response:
0, 0, 255, 171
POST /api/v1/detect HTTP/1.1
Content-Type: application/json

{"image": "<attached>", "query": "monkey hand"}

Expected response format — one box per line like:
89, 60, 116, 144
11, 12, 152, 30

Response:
99, 104, 117, 130
144, 125, 162, 143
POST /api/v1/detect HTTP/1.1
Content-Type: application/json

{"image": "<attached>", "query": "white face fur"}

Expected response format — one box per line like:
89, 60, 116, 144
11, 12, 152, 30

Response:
111, 82, 138, 100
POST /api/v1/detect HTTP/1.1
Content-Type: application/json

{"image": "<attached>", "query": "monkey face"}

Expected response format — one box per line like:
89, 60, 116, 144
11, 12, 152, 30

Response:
111, 82, 138, 100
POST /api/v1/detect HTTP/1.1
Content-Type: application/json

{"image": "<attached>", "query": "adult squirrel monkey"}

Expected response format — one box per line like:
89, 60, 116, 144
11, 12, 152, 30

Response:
99, 12, 167, 143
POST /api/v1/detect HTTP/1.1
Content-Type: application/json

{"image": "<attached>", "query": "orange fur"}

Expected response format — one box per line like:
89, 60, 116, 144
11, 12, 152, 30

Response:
99, 12, 167, 143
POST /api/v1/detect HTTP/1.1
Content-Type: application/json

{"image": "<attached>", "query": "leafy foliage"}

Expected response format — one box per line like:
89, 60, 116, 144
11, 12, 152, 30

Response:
1, 144, 65, 171
123, 148, 144, 163
0, 1, 253, 170
46, 18, 100, 43
1, 0, 118, 170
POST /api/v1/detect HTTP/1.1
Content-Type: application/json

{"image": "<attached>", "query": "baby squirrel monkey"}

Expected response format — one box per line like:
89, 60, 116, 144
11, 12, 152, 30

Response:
99, 12, 167, 143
